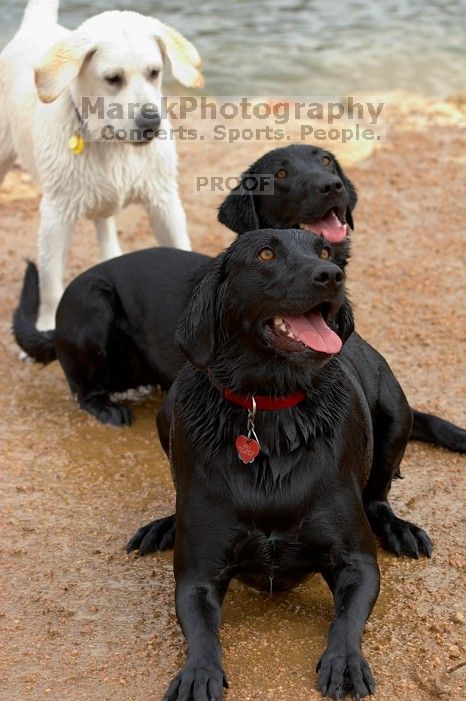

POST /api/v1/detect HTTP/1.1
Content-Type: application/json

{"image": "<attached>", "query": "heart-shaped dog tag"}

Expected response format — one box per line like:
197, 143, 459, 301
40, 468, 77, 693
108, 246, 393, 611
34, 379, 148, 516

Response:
235, 435, 260, 464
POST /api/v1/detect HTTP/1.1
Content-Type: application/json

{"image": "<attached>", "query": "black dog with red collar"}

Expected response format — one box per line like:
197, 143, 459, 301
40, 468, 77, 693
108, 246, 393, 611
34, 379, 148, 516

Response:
213, 374, 306, 463
130, 229, 432, 701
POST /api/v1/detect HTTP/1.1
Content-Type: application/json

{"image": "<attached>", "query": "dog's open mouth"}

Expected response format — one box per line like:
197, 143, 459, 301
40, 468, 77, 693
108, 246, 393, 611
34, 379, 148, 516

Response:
265, 302, 342, 355
299, 208, 347, 243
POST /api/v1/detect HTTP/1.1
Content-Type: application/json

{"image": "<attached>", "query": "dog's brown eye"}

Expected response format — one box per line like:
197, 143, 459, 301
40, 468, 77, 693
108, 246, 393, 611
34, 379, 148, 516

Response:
320, 247, 331, 260
148, 68, 160, 81
258, 248, 275, 261
322, 155, 331, 166
275, 169, 288, 179
105, 74, 123, 87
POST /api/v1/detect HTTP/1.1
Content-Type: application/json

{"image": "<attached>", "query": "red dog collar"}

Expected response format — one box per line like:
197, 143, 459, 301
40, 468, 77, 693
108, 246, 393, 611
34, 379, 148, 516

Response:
223, 387, 305, 411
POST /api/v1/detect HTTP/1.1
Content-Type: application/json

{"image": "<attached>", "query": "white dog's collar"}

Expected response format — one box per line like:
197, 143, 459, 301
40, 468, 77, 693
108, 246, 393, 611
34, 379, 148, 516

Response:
68, 95, 86, 155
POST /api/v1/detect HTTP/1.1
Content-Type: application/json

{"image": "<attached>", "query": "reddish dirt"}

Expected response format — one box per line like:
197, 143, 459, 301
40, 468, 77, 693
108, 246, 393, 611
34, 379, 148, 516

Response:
0, 96, 465, 701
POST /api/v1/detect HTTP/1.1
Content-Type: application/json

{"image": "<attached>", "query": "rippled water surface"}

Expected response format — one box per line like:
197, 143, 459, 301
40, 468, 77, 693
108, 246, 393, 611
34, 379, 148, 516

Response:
1, 0, 465, 96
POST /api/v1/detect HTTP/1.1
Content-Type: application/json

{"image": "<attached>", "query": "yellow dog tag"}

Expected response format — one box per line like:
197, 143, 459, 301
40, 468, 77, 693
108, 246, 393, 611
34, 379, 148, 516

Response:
68, 134, 85, 155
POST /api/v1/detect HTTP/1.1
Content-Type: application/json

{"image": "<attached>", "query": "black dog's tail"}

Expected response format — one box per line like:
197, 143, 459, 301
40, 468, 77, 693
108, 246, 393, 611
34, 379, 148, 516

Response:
411, 408, 466, 454
12, 261, 56, 364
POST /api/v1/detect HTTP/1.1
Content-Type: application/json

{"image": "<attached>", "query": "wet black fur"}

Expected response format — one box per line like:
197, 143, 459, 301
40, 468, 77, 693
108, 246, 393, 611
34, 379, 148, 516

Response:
12, 145, 465, 451
13, 262, 56, 364
218, 143, 357, 237
131, 230, 431, 700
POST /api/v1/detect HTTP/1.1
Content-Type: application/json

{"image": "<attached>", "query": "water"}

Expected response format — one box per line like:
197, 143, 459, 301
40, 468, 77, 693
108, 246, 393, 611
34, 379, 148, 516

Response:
0, 0, 465, 96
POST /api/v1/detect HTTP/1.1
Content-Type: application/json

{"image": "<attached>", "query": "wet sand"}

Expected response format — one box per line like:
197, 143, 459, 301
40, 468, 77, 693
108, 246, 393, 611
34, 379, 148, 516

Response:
0, 95, 465, 700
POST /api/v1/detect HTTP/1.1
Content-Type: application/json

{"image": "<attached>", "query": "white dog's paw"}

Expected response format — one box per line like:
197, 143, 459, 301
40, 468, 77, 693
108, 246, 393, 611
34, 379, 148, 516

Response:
19, 350, 34, 362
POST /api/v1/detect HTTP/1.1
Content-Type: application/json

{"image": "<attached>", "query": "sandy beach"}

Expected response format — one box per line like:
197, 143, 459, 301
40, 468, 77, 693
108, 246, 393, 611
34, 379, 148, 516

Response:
0, 94, 465, 700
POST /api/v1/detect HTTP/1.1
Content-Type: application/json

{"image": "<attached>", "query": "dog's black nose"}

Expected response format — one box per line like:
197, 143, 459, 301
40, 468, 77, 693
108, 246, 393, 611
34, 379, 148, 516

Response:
318, 176, 344, 195
312, 263, 344, 287
135, 111, 161, 132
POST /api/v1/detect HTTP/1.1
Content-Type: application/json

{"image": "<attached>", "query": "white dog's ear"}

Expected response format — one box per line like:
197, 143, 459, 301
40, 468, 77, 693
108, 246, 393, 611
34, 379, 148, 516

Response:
35, 34, 97, 103
151, 19, 204, 88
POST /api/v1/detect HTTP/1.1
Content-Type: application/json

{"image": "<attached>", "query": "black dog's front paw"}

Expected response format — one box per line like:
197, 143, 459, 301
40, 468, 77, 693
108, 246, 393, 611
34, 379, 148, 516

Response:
317, 650, 375, 699
79, 395, 133, 427
365, 500, 433, 559
163, 663, 228, 701
126, 514, 176, 555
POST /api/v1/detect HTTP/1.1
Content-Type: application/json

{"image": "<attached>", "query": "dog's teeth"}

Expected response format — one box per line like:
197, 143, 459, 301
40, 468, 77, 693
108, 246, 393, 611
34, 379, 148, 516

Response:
273, 317, 290, 334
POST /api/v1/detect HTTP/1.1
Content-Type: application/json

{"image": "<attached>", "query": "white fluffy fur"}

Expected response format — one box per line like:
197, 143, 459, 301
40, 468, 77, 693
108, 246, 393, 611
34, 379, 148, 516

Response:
0, 0, 203, 329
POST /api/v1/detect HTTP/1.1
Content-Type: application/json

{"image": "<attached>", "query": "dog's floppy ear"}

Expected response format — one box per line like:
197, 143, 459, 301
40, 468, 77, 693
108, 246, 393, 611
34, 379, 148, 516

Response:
218, 179, 260, 234
336, 301, 355, 345
35, 34, 97, 103
151, 19, 204, 88
176, 254, 226, 368
334, 157, 357, 231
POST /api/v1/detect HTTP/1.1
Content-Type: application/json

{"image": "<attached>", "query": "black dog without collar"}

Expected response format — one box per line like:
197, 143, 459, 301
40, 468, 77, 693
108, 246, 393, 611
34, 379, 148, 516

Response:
12, 145, 465, 454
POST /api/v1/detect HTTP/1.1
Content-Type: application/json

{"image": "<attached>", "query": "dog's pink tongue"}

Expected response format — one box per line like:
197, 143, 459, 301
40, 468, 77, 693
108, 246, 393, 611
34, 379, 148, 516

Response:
283, 312, 342, 354
312, 211, 346, 242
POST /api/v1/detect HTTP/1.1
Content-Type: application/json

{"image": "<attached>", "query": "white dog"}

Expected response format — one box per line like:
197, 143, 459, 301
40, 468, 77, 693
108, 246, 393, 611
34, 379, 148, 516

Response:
0, 0, 204, 330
